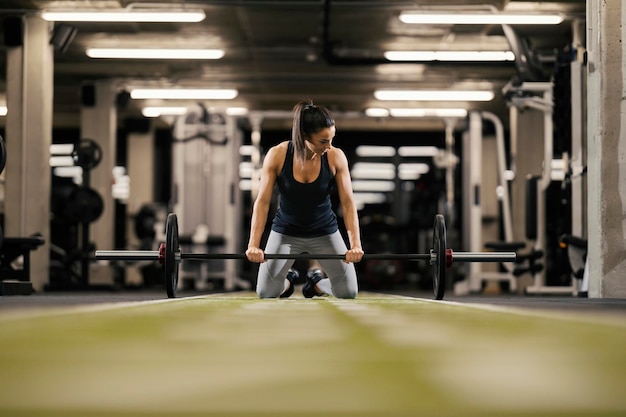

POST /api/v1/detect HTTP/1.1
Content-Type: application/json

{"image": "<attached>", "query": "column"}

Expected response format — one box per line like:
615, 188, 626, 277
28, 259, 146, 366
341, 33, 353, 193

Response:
586, 0, 626, 297
4, 15, 54, 291
80, 81, 117, 286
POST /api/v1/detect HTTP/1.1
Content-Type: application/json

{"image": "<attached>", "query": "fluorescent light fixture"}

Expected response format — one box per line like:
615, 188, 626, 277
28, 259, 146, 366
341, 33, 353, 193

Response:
49, 143, 75, 155
142, 107, 188, 117
351, 162, 396, 180
366, 108, 468, 118
226, 107, 249, 116
398, 146, 440, 157
390, 108, 468, 117
239, 179, 253, 191
352, 180, 395, 193
385, 51, 515, 62
374, 90, 494, 101
53, 167, 83, 181
130, 88, 238, 100
41, 10, 206, 23
551, 159, 565, 171
365, 108, 389, 117
398, 163, 430, 180
355, 146, 396, 158
239, 145, 255, 156
87, 48, 224, 59
352, 192, 388, 205
399, 12, 563, 25
50, 156, 76, 167
0, 106, 6, 116
239, 162, 254, 179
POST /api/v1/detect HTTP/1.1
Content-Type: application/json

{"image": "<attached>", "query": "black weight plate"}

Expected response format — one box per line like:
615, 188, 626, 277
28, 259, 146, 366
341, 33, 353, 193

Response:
432, 214, 447, 300
72, 138, 102, 169
64, 187, 104, 223
165, 213, 179, 298
0, 135, 6, 175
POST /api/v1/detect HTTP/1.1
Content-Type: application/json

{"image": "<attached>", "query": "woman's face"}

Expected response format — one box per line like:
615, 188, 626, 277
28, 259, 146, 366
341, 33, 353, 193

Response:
305, 126, 336, 158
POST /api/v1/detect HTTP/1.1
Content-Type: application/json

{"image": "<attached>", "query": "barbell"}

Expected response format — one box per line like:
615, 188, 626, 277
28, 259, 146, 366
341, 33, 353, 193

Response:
95, 213, 516, 300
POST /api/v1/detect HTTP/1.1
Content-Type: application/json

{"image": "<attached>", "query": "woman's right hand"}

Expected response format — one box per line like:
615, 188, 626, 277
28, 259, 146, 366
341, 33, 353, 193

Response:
245, 246, 265, 263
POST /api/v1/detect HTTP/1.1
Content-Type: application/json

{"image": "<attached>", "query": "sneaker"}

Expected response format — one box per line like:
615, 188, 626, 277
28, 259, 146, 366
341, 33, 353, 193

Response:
280, 269, 299, 298
303, 269, 325, 298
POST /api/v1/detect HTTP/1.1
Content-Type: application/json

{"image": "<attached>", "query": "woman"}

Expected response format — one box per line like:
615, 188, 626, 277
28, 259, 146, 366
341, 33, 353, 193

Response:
246, 100, 363, 298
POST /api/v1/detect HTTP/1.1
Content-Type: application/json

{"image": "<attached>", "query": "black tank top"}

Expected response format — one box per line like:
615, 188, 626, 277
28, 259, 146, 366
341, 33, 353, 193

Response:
272, 141, 338, 237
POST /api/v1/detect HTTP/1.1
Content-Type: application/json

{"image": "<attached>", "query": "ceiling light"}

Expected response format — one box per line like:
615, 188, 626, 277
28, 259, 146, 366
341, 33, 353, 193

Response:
399, 163, 430, 175
366, 108, 468, 118
351, 163, 396, 180
352, 180, 396, 192
352, 192, 388, 206
355, 146, 396, 157
239, 162, 254, 179
390, 108, 468, 118
142, 107, 188, 117
226, 107, 249, 116
87, 49, 224, 59
130, 89, 238, 100
374, 90, 494, 101
365, 108, 390, 118
384, 51, 515, 62
398, 146, 440, 157
41, 10, 206, 23
399, 13, 563, 25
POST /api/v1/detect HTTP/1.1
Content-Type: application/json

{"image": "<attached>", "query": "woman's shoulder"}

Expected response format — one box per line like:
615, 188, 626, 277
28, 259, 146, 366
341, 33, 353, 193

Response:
264, 141, 290, 170
327, 146, 347, 165
267, 141, 289, 158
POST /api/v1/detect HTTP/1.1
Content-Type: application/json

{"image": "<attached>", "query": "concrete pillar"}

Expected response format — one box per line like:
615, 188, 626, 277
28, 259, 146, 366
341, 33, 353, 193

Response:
126, 128, 155, 285
80, 81, 117, 286
586, 0, 626, 298
4, 16, 54, 291
127, 130, 155, 216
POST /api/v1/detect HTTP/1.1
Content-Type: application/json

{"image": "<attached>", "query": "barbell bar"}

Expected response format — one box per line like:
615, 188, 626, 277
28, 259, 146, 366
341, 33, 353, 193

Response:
95, 251, 510, 263
95, 213, 516, 300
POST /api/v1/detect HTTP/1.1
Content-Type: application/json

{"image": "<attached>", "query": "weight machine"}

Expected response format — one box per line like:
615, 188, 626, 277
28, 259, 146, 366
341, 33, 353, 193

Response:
455, 111, 520, 295
504, 80, 578, 295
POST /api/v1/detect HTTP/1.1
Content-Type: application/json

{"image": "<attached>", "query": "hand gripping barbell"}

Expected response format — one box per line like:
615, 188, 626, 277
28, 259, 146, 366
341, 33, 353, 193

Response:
95, 213, 516, 300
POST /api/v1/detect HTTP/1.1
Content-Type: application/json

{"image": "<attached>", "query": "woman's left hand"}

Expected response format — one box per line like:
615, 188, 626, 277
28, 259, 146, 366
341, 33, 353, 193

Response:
344, 247, 364, 263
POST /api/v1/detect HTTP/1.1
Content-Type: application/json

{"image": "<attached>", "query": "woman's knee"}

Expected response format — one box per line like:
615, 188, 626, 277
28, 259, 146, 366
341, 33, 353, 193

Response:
257, 287, 280, 299
335, 288, 358, 299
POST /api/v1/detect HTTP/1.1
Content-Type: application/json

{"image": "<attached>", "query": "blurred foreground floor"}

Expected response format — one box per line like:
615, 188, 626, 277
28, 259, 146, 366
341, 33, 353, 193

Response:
1, 289, 625, 417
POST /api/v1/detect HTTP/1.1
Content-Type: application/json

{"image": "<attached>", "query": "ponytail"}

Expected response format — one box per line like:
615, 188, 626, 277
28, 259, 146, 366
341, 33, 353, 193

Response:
291, 99, 335, 167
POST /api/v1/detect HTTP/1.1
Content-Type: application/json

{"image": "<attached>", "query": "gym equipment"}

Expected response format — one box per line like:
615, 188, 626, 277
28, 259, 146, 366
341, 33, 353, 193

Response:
72, 138, 102, 169
96, 213, 517, 300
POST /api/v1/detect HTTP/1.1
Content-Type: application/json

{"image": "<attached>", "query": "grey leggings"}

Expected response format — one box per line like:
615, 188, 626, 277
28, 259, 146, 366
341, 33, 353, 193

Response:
256, 230, 359, 299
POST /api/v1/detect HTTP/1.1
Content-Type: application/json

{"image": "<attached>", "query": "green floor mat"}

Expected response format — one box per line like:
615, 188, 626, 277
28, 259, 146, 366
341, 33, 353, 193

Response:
0, 293, 624, 417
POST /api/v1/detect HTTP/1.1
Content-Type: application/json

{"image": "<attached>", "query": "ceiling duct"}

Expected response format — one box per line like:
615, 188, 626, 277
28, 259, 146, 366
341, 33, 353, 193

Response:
501, 24, 551, 83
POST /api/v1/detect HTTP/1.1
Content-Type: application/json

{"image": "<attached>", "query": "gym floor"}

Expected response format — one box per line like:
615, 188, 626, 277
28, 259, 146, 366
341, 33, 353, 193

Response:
1, 286, 625, 417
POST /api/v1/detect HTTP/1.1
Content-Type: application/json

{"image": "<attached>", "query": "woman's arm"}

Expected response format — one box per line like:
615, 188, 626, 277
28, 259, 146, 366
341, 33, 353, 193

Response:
246, 145, 282, 263
331, 148, 364, 263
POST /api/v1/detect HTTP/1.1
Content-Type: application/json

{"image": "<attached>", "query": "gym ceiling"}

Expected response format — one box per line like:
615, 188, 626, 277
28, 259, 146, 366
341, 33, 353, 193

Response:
0, 0, 586, 131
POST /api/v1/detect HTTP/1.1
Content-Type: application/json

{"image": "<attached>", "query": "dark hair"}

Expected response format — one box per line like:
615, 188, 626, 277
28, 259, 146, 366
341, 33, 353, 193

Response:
291, 99, 335, 166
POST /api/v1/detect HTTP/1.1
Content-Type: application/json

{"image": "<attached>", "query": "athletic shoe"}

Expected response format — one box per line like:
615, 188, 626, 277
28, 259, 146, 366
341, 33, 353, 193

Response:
280, 269, 299, 298
303, 269, 324, 298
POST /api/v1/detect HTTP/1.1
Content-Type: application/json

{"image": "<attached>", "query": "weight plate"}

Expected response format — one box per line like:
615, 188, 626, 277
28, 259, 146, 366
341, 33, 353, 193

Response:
63, 187, 104, 224
165, 213, 179, 298
432, 214, 447, 300
72, 138, 102, 169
